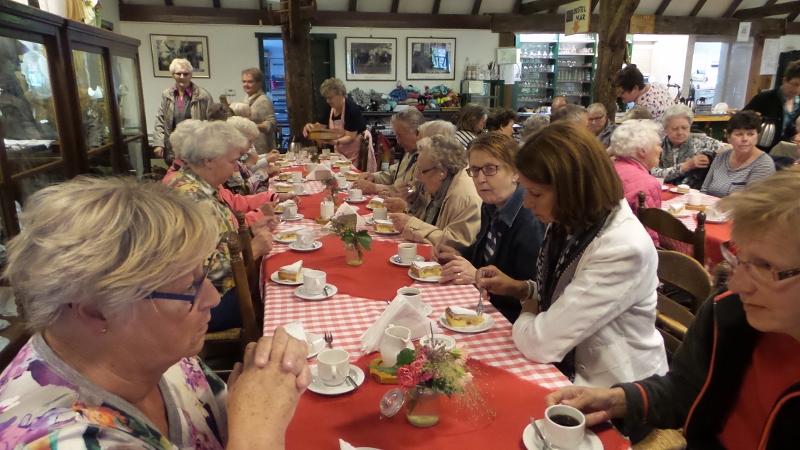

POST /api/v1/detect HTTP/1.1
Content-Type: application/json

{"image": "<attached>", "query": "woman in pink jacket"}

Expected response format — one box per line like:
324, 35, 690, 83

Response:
611, 119, 664, 245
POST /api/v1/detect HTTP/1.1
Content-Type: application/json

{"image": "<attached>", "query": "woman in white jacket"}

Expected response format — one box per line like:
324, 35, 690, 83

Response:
477, 122, 667, 390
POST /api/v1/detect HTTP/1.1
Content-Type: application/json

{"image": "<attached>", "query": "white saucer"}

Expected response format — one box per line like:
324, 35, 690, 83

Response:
419, 333, 455, 350
705, 217, 729, 224
375, 229, 401, 235
289, 241, 323, 252
305, 331, 325, 359
522, 420, 601, 450
389, 255, 425, 267
438, 313, 495, 333
408, 269, 441, 283
308, 365, 365, 395
669, 187, 692, 194
282, 214, 305, 221
420, 302, 433, 316
345, 197, 367, 203
270, 270, 304, 286
661, 185, 668, 191
294, 284, 338, 300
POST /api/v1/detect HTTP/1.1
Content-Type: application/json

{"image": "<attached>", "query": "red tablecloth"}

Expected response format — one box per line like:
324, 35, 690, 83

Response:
287, 355, 630, 450
660, 189, 731, 268
264, 236, 432, 301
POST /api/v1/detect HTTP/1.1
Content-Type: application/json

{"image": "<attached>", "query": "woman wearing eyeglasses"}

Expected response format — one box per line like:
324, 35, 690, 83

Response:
545, 169, 800, 449
433, 132, 545, 323
0, 176, 310, 449
152, 58, 213, 165
388, 135, 482, 251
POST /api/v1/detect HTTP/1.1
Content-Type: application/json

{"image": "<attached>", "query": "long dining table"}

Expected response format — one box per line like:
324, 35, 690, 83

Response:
259, 160, 631, 449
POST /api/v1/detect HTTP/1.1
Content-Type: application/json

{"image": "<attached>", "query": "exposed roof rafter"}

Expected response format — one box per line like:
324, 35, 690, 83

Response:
391, 0, 399, 13
433, 0, 441, 14
519, 0, 576, 15
655, 0, 672, 16
472, 0, 482, 15
723, 0, 743, 18
348, 0, 356, 12
733, 2, 800, 20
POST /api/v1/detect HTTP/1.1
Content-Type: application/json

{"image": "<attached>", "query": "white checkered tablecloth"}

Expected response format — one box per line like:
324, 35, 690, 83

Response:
660, 192, 720, 231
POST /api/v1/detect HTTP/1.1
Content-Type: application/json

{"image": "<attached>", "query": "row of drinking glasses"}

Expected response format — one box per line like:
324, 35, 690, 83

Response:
519, 95, 553, 103
521, 45, 555, 58
522, 63, 554, 72
559, 44, 594, 55
557, 89, 590, 97
558, 68, 592, 82
520, 80, 553, 89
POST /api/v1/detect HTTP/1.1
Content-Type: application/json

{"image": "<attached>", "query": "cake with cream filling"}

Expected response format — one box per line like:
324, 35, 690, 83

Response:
445, 306, 484, 327
278, 260, 303, 282
676, 184, 691, 194
368, 197, 385, 209
277, 227, 301, 241
373, 219, 396, 233
275, 182, 293, 193
410, 261, 442, 278
668, 203, 685, 215
344, 170, 360, 181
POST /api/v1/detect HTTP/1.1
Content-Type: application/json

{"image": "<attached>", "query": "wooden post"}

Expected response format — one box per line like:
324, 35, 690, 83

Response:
499, 32, 516, 110
746, 36, 765, 103
281, 0, 316, 140
594, 0, 641, 116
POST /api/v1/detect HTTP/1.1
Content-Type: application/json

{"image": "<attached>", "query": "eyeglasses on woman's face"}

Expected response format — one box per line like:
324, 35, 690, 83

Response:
466, 164, 503, 178
721, 240, 800, 283
415, 165, 439, 176
147, 258, 213, 311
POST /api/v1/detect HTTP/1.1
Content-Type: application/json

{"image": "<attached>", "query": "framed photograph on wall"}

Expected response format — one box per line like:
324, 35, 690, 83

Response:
150, 34, 210, 78
407, 37, 456, 80
345, 37, 397, 81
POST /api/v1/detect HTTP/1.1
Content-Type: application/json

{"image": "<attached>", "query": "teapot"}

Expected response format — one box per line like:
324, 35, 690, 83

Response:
379, 324, 414, 367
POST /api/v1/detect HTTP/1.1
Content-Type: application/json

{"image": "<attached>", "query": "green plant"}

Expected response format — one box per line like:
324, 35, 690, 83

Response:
370, 343, 471, 397
328, 214, 372, 258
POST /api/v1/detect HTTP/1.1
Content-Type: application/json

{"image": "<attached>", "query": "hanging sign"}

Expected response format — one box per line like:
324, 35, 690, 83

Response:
564, 0, 591, 36
629, 15, 655, 34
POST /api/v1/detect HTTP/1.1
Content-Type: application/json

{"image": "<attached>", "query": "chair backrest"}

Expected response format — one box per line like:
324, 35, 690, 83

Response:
637, 191, 706, 264
358, 130, 371, 171
226, 232, 261, 346
657, 250, 712, 314
656, 293, 694, 361
234, 211, 258, 295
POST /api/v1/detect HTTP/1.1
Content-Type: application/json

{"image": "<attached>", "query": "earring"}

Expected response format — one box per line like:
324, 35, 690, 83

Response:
102, 328, 107, 334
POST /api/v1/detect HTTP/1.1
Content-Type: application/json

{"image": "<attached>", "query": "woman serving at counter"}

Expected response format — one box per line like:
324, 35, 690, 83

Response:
302, 78, 376, 172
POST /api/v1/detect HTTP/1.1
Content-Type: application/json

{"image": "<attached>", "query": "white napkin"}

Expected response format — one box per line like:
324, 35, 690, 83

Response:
305, 166, 333, 181
283, 321, 307, 343
280, 260, 303, 272
360, 295, 440, 354
332, 203, 366, 227
339, 439, 358, 450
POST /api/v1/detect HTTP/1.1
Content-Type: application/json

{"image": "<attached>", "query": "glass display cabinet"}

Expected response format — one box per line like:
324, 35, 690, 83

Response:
0, 0, 148, 245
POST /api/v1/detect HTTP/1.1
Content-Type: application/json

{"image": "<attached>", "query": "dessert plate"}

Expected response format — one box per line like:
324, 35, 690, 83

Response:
522, 420, 601, 450
389, 255, 425, 267
289, 241, 323, 252
282, 214, 305, 221
419, 334, 456, 350
438, 313, 495, 333
661, 185, 668, 191
305, 331, 325, 359
408, 270, 441, 283
295, 284, 338, 301
270, 270, 304, 286
308, 366, 365, 395
345, 197, 367, 203
274, 235, 297, 244
669, 187, 691, 194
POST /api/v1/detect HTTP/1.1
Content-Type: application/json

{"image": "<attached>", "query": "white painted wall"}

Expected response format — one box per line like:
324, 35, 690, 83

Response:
118, 22, 498, 135
633, 34, 689, 91
779, 35, 800, 53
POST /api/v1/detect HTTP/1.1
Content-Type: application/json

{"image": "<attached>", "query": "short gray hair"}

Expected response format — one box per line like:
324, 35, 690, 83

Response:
4, 177, 219, 332
169, 58, 193, 74
418, 120, 456, 139
181, 121, 249, 165
320, 78, 346, 97
229, 102, 251, 118
662, 104, 694, 126
226, 116, 259, 141
170, 119, 204, 160
417, 135, 467, 175
391, 107, 426, 133
519, 114, 550, 142
622, 106, 652, 121
610, 119, 663, 158
587, 103, 607, 116
550, 104, 587, 124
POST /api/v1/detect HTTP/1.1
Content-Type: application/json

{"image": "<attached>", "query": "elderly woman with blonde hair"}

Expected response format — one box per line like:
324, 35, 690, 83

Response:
303, 77, 376, 171
0, 176, 309, 448
389, 135, 482, 250
611, 119, 664, 244
152, 58, 213, 165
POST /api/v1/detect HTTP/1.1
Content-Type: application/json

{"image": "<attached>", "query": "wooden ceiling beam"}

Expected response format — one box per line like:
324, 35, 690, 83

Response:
723, 0, 743, 18
655, 0, 672, 16
689, 0, 706, 16
513, 0, 523, 14
348, 0, 356, 12
432, 0, 441, 14
764, 0, 778, 6
788, 11, 799, 22
164, 0, 173, 6
519, 0, 576, 15
212, 0, 221, 8
391, 0, 399, 13
472, 0, 482, 15
788, 20, 800, 32
733, 2, 800, 20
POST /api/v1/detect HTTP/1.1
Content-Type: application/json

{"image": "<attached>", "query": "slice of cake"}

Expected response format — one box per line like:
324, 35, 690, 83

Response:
373, 219, 396, 233
277, 172, 293, 181
277, 227, 301, 241
445, 306, 484, 327
410, 261, 442, 278
668, 202, 685, 215
275, 182, 293, 193
278, 260, 303, 282
368, 197, 385, 209
676, 184, 691, 194
344, 170, 360, 181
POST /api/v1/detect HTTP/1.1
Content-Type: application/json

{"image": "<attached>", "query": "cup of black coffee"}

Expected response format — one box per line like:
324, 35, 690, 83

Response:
543, 404, 586, 448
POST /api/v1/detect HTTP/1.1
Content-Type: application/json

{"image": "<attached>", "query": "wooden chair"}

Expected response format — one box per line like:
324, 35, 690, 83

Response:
657, 250, 712, 314
638, 191, 706, 265
234, 211, 259, 299
357, 129, 372, 171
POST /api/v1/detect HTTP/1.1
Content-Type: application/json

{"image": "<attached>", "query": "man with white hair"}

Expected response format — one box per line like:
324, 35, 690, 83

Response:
152, 58, 213, 165
587, 103, 616, 147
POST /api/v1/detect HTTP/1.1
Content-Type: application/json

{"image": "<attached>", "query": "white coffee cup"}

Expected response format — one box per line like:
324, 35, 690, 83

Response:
397, 287, 422, 309
296, 229, 315, 249
543, 404, 586, 449
320, 201, 334, 219
292, 171, 302, 182
317, 349, 350, 386
373, 207, 388, 221
687, 192, 702, 206
322, 148, 331, 157
292, 182, 304, 195
336, 176, 347, 188
398, 243, 418, 263
283, 204, 298, 219
350, 188, 363, 200
302, 269, 326, 296
329, 154, 339, 163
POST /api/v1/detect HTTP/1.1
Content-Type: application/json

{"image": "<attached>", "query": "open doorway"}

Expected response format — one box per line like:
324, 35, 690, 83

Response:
255, 33, 336, 149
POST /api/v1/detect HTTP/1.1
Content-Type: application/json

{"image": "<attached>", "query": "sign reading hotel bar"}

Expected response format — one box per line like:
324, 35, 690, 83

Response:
564, 0, 590, 36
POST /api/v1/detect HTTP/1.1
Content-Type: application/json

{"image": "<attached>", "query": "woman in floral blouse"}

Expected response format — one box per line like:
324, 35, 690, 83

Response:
614, 64, 674, 122
0, 176, 309, 449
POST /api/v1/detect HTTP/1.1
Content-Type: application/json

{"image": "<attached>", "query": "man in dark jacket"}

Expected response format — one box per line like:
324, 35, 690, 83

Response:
743, 60, 800, 151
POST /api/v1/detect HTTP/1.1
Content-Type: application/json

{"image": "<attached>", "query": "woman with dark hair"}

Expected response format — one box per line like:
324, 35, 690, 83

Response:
477, 123, 667, 391
455, 102, 487, 148
486, 108, 516, 137
613, 64, 673, 121
702, 110, 775, 197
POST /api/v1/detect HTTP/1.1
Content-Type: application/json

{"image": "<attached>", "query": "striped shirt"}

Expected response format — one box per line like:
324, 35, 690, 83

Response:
701, 149, 775, 198
455, 130, 478, 149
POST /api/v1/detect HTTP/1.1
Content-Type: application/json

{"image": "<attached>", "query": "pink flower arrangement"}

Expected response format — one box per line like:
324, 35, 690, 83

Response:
389, 342, 472, 397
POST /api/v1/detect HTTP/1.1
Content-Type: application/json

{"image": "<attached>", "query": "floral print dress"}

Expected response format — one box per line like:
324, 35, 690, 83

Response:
0, 335, 228, 449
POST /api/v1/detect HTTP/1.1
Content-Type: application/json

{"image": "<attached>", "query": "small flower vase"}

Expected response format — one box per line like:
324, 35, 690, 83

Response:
329, 190, 340, 209
344, 242, 363, 266
405, 386, 440, 428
